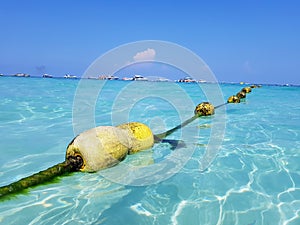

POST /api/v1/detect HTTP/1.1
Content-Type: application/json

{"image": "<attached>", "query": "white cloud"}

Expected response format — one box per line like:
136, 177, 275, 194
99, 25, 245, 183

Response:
133, 48, 156, 61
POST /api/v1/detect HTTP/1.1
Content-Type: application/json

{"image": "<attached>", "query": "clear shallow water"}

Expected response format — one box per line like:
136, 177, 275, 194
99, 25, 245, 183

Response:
0, 77, 300, 225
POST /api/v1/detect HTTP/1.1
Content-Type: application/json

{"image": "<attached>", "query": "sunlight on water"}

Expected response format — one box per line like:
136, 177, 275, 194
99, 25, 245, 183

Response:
0, 77, 300, 225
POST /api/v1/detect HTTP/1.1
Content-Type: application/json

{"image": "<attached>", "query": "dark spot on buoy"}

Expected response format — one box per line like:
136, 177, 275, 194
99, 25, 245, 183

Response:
67, 154, 84, 171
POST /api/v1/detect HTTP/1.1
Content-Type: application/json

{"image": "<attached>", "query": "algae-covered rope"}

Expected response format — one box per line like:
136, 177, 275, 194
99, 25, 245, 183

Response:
154, 101, 226, 140
155, 115, 199, 140
0, 155, 83, 199
155, 102, 214, 140
155, 85, 260, 141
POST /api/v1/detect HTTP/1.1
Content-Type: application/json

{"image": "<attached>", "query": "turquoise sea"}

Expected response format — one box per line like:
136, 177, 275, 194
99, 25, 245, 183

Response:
0, 76, 300, 225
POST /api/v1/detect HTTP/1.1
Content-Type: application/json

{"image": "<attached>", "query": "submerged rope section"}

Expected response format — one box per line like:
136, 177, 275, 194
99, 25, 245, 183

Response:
0, 85, 260, 200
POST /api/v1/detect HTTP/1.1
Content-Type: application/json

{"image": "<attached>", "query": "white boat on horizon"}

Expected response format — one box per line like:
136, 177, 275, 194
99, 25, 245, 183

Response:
64, 74, 77, 79
106, 75, 119, 80
133, 75, 148, 81
42, 74, 53, 78
122, 77, 133, 81
98, 75, 119, 80
14, 73, 30, 77
177, 76, 196, 83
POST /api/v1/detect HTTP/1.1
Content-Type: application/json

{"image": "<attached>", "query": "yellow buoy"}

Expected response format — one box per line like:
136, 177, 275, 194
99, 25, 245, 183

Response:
194, 102, 215, 116
227, 95, 240, 103
242, 87, 252, 93
66, 122, 154, 172
236, 91, 246, 99
117, 122, 154, 154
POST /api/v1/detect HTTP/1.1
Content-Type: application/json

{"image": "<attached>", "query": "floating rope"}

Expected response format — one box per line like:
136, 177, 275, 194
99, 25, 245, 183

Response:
0, 155, 83, 199
155, 85, 260, 140
155, 102, 215, 140
0, 85, 260, 200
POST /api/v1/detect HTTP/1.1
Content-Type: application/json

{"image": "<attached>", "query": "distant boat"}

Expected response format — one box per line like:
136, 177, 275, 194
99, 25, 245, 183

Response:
97, 75, 119, 80
98, 75, 119, 80
106, 75, 119, 80
178, 76, 196, 83
133, 75, 148, 81
42, 74, 53, 78
122, 77, 133, 81
14, 73, 30, 77
64, 74, 77, 79
0, 73, 3, 77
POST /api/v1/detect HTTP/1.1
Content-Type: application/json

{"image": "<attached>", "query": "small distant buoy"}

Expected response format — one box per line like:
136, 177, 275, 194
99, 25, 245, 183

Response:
227, 95, 240, 103
236, 91, 246, 99
250, 84, 262, 88
156, 101, 216, 140
194, 102, 215, 116
242, 87, 252, 93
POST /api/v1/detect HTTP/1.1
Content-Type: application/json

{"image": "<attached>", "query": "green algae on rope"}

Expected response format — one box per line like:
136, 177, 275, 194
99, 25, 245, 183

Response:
0, 155, 83, 199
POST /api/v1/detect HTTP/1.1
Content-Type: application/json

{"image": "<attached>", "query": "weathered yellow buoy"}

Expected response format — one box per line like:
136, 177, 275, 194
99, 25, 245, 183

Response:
66, 122, 154, 172
0, 122, 154, 198
242, 87, 252, 93
227, 95, 240, 103
194, 102, 215, 116
117, 122, 154, 154
236, 91, 246, 99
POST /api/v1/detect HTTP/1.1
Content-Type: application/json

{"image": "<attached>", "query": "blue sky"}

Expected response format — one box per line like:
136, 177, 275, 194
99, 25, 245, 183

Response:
1, 0, 299, 84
